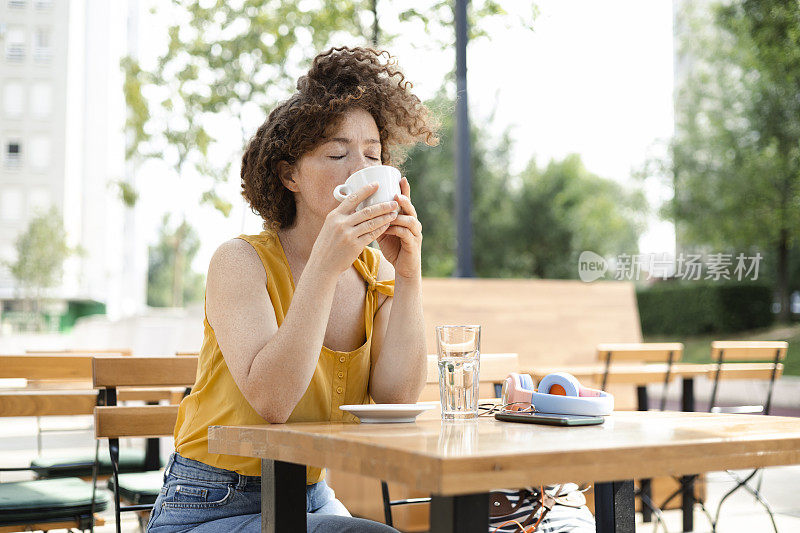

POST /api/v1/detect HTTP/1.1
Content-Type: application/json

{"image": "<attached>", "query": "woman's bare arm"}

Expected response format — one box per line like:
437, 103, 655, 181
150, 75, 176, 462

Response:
368, 257, 427, 403
206, 238, 339, 423
206, 184, 396, 423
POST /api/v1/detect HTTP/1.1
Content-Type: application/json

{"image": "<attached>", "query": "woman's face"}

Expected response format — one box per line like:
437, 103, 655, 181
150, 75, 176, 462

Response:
289, 107, 382, 221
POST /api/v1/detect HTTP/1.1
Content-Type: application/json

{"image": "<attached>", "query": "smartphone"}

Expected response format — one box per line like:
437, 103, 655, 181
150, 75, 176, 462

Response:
495, 411, 604, 426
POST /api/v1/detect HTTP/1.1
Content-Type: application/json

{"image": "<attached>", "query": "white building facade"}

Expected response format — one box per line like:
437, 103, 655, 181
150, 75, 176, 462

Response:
0, 0, 146, 324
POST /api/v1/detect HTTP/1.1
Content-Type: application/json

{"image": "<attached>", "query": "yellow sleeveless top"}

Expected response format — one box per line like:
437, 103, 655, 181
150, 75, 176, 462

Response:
173, 230, 394, 483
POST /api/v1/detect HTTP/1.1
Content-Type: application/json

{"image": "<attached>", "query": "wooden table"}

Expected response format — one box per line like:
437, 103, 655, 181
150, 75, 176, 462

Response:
208, 410, 800, 533
518, 362, 782, 529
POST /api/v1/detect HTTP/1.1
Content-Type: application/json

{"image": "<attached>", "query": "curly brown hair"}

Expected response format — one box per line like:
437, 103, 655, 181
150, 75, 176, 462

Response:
241, 46, 440, 230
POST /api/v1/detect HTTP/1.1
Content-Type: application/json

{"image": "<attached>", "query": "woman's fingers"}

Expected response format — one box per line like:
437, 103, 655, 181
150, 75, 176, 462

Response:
389, 213, 421, 236
400, 176, 411, 198
359, 222, 392, 245
347, 200, 399, 226
354, 211, 398, 238
382, 225, 418, 244
336, 182, 378, 214
395, 178, 417, 218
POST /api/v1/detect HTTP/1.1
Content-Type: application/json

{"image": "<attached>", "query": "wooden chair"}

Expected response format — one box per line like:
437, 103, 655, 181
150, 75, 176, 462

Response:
710, 341, 785, 532
595, 342, 684, 410
0, 354, 177, 479
376, 353, 519, 528
0, 361, 110, 532
658, 341, 787, 533
93, 356, 198, 533
594, 343, 688, 528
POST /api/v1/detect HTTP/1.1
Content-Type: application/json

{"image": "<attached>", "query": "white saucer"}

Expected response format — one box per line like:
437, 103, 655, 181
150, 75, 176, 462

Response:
339, 403, 436, 423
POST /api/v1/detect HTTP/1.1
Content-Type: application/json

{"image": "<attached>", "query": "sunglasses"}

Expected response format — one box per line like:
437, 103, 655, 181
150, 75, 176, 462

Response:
478, 401, 535, 417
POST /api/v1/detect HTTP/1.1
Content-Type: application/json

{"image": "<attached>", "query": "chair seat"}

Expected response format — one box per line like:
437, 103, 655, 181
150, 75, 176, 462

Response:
0, 477, 109, 524
108, 470, 164, 505
31, 448, 162, 478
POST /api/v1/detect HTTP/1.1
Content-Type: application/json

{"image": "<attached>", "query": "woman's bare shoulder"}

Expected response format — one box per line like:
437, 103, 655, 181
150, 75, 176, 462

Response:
208, 238, 266, 286
374, 247, 395, 282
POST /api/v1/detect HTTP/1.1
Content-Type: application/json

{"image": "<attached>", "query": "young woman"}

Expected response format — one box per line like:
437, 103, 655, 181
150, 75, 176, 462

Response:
146, 46, 439, 532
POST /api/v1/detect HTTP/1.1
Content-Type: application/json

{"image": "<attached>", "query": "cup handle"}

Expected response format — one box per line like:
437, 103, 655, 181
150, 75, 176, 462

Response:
333, 184, 349, 202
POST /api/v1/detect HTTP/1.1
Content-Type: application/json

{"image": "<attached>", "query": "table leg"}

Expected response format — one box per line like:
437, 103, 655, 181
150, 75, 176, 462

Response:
594, 480, 635, 533
429, 493, 489, 533
636, 386, 652, 523
681, 377, 695, 532
261, 459, 306, 533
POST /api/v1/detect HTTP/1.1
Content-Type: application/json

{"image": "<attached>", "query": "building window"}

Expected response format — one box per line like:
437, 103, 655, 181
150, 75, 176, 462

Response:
29, 136, 50, 170
3, 82, 24, 118
35, 0, 52, 9
6, 140, 22, 168
33, 28, 52, 62
0, 189, 24, 221
30, 81, 52, 118
8, 0, 27, 9
6, 27, 25, 62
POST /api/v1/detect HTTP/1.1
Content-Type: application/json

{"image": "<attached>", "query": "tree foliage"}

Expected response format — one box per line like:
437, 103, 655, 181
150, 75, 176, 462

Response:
659, 0, 800, 320
6, 207, 72, 311
404, 92, 646, 279
147, 215, 205, 307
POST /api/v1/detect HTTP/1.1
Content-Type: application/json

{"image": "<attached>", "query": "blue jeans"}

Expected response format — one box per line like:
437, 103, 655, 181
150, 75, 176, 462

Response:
146, 453, 399, 532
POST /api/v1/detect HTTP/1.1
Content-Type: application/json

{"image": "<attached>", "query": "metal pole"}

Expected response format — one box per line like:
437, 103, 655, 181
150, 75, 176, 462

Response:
454, 0, 474, 277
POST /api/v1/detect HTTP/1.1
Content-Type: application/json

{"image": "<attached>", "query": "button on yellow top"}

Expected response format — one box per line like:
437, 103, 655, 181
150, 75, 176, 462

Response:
337, 371, 344, 379
336, 386, 344, 394
339, 356, 346, 363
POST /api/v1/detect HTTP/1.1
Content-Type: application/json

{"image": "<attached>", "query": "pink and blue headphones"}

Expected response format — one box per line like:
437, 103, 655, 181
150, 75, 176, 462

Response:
501, 372, 614, 416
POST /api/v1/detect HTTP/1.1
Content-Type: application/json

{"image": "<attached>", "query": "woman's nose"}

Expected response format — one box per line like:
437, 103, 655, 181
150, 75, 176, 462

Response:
349, 155, 378, 175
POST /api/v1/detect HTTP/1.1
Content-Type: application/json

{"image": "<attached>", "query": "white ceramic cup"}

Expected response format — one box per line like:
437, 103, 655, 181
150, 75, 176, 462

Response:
333, 165, 401, 214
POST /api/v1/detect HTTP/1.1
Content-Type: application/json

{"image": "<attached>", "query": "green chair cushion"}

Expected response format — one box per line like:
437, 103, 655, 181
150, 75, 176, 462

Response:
31, 448, 163, 478
0, 477, 109, 525
107, 470, 163, 505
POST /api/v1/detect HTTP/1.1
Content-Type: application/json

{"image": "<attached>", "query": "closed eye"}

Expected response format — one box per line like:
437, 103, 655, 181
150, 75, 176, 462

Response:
328, 155, 381, 161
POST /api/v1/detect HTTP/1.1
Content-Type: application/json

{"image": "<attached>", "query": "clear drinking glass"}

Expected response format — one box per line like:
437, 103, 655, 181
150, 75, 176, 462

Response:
436, 325, 481, 420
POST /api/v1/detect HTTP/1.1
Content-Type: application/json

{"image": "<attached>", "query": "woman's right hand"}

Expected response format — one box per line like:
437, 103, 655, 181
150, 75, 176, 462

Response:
310, 182, 399, 276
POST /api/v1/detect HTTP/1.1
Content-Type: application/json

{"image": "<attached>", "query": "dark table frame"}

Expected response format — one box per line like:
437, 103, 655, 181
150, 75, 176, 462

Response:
259, 458, 638, 533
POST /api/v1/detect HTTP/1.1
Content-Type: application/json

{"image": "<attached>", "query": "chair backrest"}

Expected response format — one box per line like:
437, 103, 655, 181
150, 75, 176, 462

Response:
26, 348, 133, 356
421, 278, 642, 370
708, 341, 787, 414
1, 354, 93, 381
92, 356, 198, 533
595, 343, 684, 399
93, 356, 197, 439
0, 355, 99, 418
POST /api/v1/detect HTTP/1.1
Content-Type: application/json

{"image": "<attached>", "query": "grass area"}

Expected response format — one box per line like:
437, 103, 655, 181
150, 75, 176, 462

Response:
644, 323, 800, 377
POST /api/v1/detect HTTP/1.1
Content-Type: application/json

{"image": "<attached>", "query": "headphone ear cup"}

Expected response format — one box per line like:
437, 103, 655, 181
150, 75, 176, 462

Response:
519, 373, 535, 392
537, 372, 581, 397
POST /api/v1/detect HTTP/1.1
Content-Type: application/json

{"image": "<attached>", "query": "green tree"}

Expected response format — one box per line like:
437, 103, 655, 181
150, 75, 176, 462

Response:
6, 208, 72, 318
147, 215, 205, 307
659, 0, 800, 321
513, 155, 646, 279
403, 92, 645, 278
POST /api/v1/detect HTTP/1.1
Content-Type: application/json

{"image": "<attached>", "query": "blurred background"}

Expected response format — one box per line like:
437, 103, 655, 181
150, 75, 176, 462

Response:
0, 0, 798, 369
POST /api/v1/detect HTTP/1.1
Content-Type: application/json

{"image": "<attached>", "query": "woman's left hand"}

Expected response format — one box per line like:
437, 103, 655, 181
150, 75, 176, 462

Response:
376, 176, 422, 280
